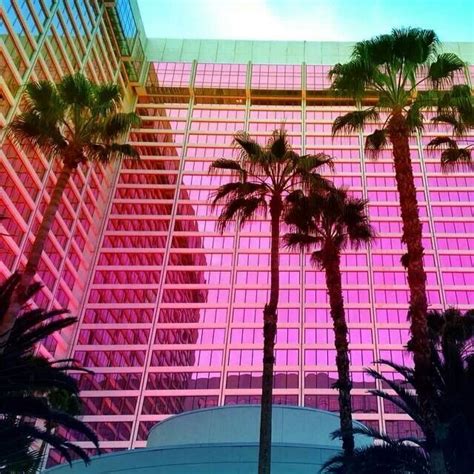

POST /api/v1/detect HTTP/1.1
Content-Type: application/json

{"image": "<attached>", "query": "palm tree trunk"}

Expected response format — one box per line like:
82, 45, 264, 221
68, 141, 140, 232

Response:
258, 194, 282, 474
324, 250, 354, 456
388, 112, 446, 474
0, 161, 74, 353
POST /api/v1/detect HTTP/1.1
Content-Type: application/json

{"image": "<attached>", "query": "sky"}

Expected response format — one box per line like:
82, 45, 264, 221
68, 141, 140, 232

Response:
137, 0, 474, 42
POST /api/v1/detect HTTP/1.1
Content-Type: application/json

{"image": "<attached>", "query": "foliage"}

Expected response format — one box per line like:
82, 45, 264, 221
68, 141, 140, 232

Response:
284, 187, 374, 456
210, 128, 333, 474
321, 308, 474, 474
0, 274, 99, 472
1, 73, 141, 352
210, 128, 333, 231
284, 187, 375, 268
427, 85, 474, 170
329, 27, 467, 162
8, 73, 140, 166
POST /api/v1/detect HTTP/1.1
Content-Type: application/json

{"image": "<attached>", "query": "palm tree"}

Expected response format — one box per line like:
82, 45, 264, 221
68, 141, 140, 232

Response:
2, 73, 140, 349
0, 273, 100, 471
329, 28, 466, 472
321, 308, 474, 474
210, 129, 333, 474
427, 84, 474, 168
285, 187, 375, 456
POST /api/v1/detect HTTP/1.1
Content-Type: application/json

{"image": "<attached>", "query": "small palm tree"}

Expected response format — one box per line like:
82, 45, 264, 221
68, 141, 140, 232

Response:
329, 28, 466, 471
2, 73, 140, 349
210, 129, 333, 474
427, 84, 474, 169
322, 308, 474, 474
285, 187, 375, 456
0, 274, 100, 471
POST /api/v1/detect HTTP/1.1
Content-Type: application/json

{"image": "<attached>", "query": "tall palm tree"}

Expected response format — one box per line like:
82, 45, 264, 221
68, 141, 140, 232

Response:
329, 28, 466, 472
285, 187, 375, 456
2, 73, 140, 349
321, 308, 474, 474
0, 274, 100, 471
210, 129, 332, 474
427, 84, 474, 168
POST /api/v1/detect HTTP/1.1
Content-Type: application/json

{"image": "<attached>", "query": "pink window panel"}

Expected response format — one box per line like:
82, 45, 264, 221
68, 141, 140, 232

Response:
378, 328, 410, 345
305, 308, 329, 323
276, 308, 300, 323
347, 309, 372, 323
233, 308, 260, 323
195, 63, 246, 89
445, 290, 474, 305
306, 65, 331, 90
153, 62, 192, 87
251, 64, 301, 90
349, 329, 373, 344
350, 350, 374, 366
442, 272, 471, 286
374, 289, 408, 304
305, 328, 333, 344
305, 349, 337, 365
276, 328, 299, 344
275, 349, 299, 365
379, 350, 413, 368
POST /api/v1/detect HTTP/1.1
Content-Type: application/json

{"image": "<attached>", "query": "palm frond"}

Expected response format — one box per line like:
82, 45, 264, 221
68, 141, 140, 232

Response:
302, 171, 334, 194
373, 358, 416, 383
321, 442, 430, 474
23, 81, 65, 121
369, 388, 423, 428
332, 424, 393, 445
426, 135, 459, 151
426, 136, 473, 170
233, 132, 265, 168
353, 34, 394, 66
211, 182, 246, 207
428, 53, 466, 88
8, 111, 67, 156
211, 181, 266, 207
209, 158, 248, 180
283, 189, 313, 228
346, 222, 376, 249
9, 313, 77, 352
0, 421, 49, 471
364, 128, 388, 158
92, 82, 122, 115
0, 275, 100, 469
435, 84, 474, 131
329, 59, 376, 99
332, 108, 379, 136
100, 112, 141, 140
439, 147, 472, 171
283, 232, 321, 251
58, 73, 94, 108
431, 113, 467, 135
0, 361, 81, 395
86, 143, 139, 163
216, 197, 267, 233
391, 27, 439, 64
268, 127, 289, 160
406, 104, 424, 133
310, 249, 325, 267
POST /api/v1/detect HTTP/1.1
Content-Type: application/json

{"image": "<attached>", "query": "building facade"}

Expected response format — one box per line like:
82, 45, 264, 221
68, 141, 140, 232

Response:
1, 0, 146, 357
1, 2, 474, 468
44, 405, 373, 474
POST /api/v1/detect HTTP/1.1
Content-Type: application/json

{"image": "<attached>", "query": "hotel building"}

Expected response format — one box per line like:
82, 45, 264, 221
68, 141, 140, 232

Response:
1, 0, 473, 466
